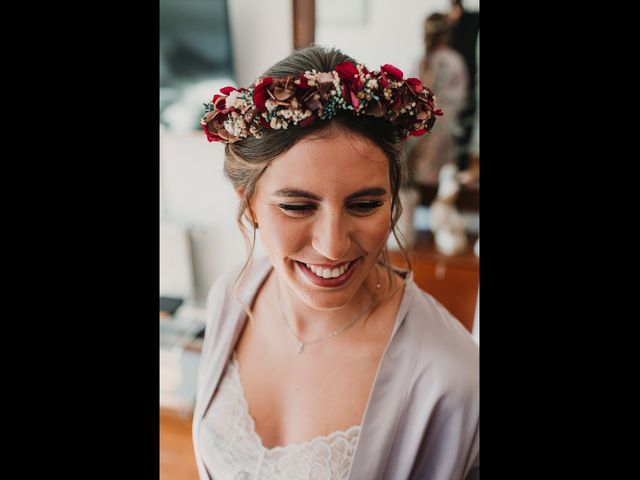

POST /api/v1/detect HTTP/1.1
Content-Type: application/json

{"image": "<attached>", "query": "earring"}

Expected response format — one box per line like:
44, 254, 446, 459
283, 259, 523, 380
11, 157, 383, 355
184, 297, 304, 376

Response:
253, 222, 259, 229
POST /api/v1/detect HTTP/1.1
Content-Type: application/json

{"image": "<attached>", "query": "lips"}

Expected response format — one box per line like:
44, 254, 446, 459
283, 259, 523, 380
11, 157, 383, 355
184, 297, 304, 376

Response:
296, 257, 361, 288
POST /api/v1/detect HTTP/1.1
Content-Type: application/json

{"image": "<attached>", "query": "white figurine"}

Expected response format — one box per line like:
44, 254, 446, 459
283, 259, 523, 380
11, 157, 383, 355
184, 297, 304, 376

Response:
430, 164, 468, 256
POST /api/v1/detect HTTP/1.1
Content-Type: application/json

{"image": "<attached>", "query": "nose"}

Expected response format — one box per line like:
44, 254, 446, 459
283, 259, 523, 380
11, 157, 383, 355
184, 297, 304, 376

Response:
311, 209, 352, 261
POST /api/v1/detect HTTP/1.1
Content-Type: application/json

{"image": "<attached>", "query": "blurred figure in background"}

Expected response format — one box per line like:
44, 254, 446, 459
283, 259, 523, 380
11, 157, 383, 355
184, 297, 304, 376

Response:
409, 12, 468, 185
448, 0, 480, 172
458, 28, 479, 187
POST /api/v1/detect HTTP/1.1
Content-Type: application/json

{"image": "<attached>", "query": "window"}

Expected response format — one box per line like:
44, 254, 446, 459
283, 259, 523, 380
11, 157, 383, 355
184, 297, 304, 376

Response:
160, 0, 234, 131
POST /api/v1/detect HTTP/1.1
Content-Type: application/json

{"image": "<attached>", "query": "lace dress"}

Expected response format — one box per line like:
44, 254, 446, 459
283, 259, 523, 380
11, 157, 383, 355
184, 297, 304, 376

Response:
199, 353, 361, 479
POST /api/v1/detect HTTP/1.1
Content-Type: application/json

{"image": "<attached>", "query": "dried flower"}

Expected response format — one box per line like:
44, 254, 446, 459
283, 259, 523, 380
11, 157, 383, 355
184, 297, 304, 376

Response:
201, 61, 442, 144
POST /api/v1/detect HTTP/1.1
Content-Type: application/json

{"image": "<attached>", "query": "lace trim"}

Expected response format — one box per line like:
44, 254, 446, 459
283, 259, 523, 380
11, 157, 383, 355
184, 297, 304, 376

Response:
229, 353, 361, 453
200, 352, 361, 479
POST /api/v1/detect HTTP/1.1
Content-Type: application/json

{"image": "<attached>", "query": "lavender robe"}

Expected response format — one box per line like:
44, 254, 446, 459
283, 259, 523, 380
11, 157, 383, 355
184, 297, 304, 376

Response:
193, 257, 479, 479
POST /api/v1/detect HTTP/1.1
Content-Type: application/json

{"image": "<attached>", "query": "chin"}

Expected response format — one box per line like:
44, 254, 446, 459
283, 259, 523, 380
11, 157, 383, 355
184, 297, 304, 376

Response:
299, 287, 357, 311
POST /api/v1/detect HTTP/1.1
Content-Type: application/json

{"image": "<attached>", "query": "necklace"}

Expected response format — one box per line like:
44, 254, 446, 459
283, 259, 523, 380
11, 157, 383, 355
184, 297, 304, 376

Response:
276, 267, 381, 354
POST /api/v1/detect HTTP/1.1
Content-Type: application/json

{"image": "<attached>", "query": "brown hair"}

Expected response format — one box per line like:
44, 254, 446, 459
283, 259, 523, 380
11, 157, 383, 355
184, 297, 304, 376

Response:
424, 13, 451, 52
223, 46, 413, 317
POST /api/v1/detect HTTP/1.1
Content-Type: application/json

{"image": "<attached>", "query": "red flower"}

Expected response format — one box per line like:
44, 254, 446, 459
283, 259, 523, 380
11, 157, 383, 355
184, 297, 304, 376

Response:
259, 116, 271, 129
299, 115, 316, 127
350, 89, 360, 109
335, 61, 359, 82
405, 77, 424, 94
213, 96, 227, 112
379, 71, 389, 89
340, 82, 361, 109
296, 74, 311, 90
381, 64, 403, 81
220, 86, 237, 95
335, 61, 363, 107
253, 77, 273, 112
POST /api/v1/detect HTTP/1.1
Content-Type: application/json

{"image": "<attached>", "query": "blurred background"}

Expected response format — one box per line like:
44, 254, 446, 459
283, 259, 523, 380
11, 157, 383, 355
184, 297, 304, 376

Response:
160, 1, 479, 478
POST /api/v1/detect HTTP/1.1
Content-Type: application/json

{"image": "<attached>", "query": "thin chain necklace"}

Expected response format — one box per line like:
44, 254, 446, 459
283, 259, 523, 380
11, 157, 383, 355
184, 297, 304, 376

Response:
276, 267, 381, 354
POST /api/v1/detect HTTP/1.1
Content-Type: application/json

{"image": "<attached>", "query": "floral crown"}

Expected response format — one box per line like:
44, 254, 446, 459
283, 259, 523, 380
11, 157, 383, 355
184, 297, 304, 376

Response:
201, 61, 443, 144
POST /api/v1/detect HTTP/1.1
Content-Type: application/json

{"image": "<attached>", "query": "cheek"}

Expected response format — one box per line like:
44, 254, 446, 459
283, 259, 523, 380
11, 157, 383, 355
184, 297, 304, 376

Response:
356, 210, 392, 249
258, 207, 308, 254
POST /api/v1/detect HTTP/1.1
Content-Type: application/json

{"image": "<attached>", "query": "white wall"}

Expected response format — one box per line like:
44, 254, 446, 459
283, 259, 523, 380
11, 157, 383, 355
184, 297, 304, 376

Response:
160, 130, 265, 301
316, 0, 451, 77
228, 0, 294, 87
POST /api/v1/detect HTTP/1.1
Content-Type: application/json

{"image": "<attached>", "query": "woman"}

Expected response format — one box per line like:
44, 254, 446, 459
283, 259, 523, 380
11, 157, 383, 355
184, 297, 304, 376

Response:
410, 12, 469, 184
193, 46, 479, 479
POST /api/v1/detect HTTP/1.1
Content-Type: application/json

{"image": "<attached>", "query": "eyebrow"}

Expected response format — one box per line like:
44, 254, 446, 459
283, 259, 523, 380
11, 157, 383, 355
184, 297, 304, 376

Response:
273, 187, 387, 201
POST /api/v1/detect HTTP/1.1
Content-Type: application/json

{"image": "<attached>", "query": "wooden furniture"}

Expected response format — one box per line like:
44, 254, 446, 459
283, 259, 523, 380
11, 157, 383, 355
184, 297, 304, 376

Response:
293, 0, 315, 49
389, 231, 479, 332
160, 408, 198, 480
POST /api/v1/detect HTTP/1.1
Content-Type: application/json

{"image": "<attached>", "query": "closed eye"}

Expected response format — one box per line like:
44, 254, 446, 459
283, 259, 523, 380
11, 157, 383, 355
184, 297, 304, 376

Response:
348, 201, 384, 215
277, 203, 317, 216
277, 201, 384, 217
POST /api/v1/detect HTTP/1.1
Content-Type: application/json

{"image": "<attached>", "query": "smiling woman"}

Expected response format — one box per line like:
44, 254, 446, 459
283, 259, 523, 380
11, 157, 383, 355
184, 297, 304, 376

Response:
252, 130, 391, 313
193, 46, 479, 480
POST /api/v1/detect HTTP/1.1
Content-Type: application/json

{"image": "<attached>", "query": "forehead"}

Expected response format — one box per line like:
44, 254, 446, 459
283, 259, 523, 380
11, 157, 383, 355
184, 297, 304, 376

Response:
260, 131, 390, 193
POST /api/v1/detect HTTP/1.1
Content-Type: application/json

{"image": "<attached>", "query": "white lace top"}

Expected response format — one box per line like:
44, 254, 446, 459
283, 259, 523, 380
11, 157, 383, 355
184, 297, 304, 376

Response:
199, 353, 361, 479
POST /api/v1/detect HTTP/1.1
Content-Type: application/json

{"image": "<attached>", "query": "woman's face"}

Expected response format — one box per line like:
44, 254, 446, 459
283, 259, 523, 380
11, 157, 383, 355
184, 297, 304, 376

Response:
250, 129, 393, 311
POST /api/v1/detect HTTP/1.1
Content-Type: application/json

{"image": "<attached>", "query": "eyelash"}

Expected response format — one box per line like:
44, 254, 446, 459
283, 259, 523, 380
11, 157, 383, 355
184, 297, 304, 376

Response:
277, 201, 384, 216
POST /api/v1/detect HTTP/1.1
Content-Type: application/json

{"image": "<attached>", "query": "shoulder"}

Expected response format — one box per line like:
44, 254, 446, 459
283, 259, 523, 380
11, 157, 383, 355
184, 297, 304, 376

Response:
203, 256, 272, 331
203, 262, 242, 328
199, 256, 272, 363
403, 280, 479, 397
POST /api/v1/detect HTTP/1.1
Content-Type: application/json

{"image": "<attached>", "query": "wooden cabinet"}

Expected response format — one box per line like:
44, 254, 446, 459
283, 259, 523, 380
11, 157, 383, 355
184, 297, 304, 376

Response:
389, 231, 479, 332
160, 408, 198, 480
